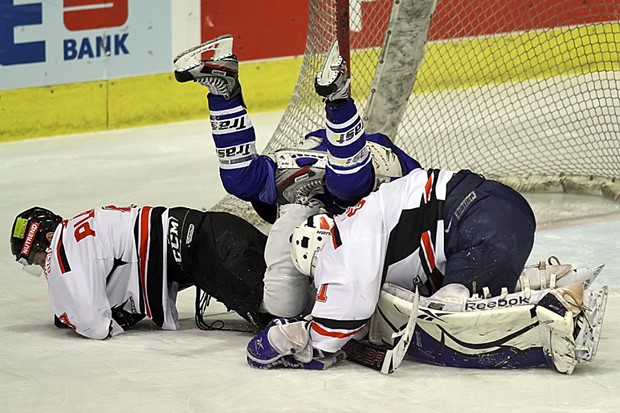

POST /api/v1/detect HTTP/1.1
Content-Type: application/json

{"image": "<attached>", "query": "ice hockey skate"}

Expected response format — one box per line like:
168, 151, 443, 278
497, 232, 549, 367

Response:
173, 34, 240, 99
275, 166, 326, 207
314, 40, 350, 101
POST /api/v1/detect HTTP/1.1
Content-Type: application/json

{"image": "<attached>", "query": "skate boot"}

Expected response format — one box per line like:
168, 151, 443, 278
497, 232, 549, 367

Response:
314, 40, 350, 101
173, 34, 241, 99
275, 166, 326, 208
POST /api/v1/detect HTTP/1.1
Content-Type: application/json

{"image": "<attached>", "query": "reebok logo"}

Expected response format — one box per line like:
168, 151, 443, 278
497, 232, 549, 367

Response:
465, 295, 530, 311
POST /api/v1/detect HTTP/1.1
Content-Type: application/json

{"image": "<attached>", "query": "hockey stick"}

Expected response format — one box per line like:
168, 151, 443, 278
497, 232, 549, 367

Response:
343, 288, 420, 374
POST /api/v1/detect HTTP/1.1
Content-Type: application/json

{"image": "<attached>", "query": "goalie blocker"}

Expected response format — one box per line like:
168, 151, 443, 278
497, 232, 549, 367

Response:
368, 271, 608, 374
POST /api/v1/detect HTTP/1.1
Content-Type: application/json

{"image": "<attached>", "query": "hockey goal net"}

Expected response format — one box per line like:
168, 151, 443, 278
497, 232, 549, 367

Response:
213, 0, 620, 224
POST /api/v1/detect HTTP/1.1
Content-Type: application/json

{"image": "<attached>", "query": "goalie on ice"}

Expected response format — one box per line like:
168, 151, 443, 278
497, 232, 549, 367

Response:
246, 168, 608, 374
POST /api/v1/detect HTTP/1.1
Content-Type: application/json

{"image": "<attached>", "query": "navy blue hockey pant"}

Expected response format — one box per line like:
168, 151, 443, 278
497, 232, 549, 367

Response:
442, 171, 536, 296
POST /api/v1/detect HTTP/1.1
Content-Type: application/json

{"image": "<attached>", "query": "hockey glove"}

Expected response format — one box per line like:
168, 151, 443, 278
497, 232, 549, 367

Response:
247, 318, 344, 370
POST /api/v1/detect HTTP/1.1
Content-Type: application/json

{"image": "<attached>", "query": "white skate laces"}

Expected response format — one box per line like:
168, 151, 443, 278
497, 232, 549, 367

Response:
196, 77, 230, 97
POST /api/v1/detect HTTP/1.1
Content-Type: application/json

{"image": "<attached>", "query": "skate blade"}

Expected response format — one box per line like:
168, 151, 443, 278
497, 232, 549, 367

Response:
316, 40, 342, 86
173, 34, 233, 71
589, 264, 605, 286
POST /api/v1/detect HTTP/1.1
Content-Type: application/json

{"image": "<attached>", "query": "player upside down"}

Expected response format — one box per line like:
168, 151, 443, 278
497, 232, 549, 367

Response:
173, 35, 421, 319
8, 35, 419, 340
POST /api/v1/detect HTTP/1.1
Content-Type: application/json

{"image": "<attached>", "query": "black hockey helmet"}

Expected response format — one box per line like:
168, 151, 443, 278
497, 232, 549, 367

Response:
10, 207, 62, 266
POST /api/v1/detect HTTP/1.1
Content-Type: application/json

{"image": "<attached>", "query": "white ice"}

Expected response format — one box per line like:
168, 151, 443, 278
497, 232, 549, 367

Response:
0, 113, 619, 413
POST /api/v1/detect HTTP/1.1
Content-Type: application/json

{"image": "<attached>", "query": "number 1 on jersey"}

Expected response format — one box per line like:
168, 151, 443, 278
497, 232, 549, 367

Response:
316, 284, 329, 302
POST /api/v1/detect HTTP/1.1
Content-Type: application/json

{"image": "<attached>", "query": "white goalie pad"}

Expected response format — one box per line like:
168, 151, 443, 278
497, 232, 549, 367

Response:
173, 34, 233, 72
274, 140, 405, 186
367, 141, 403, 184
274, 148, 327, 169
373, 283, 609, 374
516, 262, 604, 291
380, 288, 419, 374
535, 302, 577, 374
375, 284, 543, 355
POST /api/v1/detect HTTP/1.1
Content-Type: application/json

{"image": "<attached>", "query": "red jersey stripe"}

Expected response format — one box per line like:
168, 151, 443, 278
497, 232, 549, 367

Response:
311, 321, 363, 339
139, 207, 152, 318
421, 230, 436, 272
56, 234, 68, 274
424, 173, 433, 203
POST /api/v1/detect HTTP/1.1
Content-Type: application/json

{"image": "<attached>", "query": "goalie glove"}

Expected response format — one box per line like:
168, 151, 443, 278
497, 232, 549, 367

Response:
246, 318, 346, 370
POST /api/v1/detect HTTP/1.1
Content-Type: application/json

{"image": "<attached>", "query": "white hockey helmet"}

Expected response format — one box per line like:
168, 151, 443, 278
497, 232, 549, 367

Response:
290, 214, 334, 277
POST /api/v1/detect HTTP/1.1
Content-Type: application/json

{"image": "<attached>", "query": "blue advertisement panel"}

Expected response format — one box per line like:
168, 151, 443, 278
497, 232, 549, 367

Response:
0, 0, 171, 90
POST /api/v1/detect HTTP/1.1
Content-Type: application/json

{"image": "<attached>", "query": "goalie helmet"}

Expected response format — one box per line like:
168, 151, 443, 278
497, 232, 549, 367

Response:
290, 214, 334, 277
10, 207, 62, 266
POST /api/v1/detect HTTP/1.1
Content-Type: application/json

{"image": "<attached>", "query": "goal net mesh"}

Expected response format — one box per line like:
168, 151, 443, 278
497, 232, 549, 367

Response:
212, 0, 620, 225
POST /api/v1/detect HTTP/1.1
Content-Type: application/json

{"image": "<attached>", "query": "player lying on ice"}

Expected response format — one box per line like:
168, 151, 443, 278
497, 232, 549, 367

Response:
228, 42, 606, 375
10, 205, 273, 339
174, 35, 421, 319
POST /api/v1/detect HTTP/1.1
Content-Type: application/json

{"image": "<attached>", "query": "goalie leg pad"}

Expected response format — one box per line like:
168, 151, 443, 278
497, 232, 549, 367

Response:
374, 284, 557, 370
535, 293, 577, 374
516, 263, 604, 291
575, 285, 608, 362
375, 283, 607, 373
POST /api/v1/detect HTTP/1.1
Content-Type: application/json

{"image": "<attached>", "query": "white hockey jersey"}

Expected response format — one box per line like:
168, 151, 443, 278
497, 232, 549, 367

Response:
262, 203, 319, 318
44, 205, 179, 339
310, 168, 454, 353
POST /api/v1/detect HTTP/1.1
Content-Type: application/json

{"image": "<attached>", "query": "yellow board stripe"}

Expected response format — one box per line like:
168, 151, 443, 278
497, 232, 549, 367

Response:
1, 23, 617, 142
415, 22, 620, 93
0, 58, 303, 142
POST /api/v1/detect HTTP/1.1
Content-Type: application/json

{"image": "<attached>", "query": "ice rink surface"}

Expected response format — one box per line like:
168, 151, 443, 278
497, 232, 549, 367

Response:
1, 112, 619, 413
